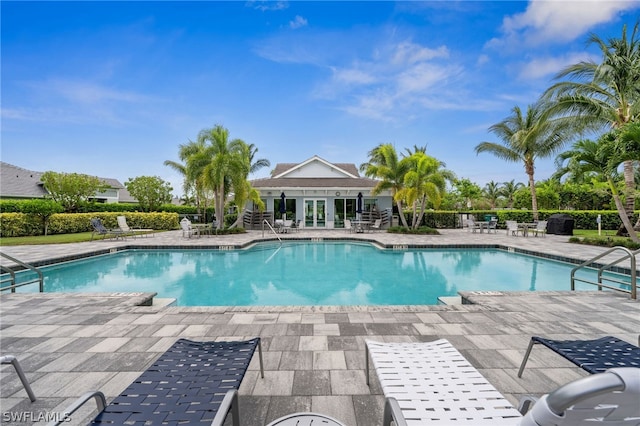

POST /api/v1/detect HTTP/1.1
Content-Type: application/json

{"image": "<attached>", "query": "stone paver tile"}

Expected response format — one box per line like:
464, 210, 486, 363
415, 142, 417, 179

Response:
104, 314, 143, 325
313, 351, 347, 370
39, 352, 95, 372
268, 336, 299, 351
98, 371, 145, 397
151, 324, 188, 337
313, 324, 340, 336
130, 314, 168, 325
56, 372, 116, 397
415, 312, 446, 323
253, 313, 279, 324
301, 313, 325, 324
229, 313, 258, 325
280, 351, 313, 370
287, 323, 313, 336
28, 337, 78, 353
324, 313, 349, 323
292, 370, 331, 396
299, 336, 328, 351
344, 350, 366, 370
87, 337, 131, 353
329, 370, 370, 395
238, 395, 271, 426
260, 324, 289, 336
277, 313, 302, 324
347, 313, 373, 323
266, 396, 311, 423
338, 323, 366, 336
181, 325, 214, 337
251, 370, 294, 396
312, 395, 357, 426
327, 336, 360, 351
353, 395, 384, 426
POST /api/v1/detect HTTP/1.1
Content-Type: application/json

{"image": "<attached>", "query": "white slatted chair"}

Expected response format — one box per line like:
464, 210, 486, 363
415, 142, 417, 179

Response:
506, 220, 520, 236
365, 340, 640, 426
366, 339, 522, 425
529, 220, 548, 237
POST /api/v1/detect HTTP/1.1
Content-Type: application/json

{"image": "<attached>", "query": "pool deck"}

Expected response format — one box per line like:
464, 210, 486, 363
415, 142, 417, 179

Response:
1, 229, 639, 425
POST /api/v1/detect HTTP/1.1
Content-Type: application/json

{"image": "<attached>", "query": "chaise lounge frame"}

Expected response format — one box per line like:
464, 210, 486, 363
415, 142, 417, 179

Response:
47, 338, 263, 426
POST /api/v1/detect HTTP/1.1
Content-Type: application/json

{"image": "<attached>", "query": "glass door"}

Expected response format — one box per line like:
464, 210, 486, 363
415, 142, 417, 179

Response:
304, 199, 326, 228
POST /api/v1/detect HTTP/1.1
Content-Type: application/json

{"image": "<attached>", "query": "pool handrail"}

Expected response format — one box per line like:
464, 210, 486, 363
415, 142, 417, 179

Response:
0, 251, 44, 293
261, 219, 282, 242
570, 246, 637, 299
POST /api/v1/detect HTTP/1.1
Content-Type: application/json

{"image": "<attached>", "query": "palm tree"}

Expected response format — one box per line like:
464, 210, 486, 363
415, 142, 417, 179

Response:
164, 139, 211, 213
397, 152, 454, 228
554, 135, 638, 242
228, 142, 265, 228
247, 143, 270, 175
544, 22, 640, 228
482, 180, 502, 209
197, 125, 247, 230
360, 143, 411, 228
475, 102, 572, 220
499, 179, 524, 208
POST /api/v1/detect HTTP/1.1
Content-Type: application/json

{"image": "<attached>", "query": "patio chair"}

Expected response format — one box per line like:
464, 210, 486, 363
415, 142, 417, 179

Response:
518, 335, 640, 377
281, 219, 293, 233
528, 220, 548, 237
117, 215, 154, 238
365, 339, 523, 425
467, 218, 481, 233
371, 218, 382, 231
180, 218, 200, 238
366, 340, 640, 426
49, 338, 264, 426
90, 218, 127, 241
487, 218, 498, 233
506, 220, 520, 236
1, 355, 36, 402
344, 219, 353, 233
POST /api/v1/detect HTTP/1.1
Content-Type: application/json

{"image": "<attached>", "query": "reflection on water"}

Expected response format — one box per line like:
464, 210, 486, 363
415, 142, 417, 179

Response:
7, 243, 601, 306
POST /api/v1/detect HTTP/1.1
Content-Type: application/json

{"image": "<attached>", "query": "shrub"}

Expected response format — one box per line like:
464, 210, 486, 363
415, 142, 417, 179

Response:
387, 226, 439, 235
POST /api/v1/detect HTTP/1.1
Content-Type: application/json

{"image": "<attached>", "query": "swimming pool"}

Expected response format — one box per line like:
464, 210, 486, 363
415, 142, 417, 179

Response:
6, 242, 606, 306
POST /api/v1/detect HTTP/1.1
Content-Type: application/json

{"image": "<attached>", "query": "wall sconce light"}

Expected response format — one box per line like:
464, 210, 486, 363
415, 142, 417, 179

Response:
335, 191, 340, 196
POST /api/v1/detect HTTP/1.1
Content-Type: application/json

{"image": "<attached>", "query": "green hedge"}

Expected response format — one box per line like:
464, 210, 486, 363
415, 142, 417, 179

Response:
1, 212, 180, 237
0, 199, 214, 216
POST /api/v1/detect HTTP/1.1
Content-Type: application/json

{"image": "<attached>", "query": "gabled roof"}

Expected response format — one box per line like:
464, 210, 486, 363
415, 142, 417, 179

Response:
0, 161, 126, 199
0, 162, 48, 198
251, 155, 378, 189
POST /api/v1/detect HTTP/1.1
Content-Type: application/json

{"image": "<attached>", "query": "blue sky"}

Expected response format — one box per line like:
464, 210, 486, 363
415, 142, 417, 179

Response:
2, 1, 639, 197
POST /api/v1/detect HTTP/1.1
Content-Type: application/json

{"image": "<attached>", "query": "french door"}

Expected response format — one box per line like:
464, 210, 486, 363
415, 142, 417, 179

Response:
304, 199, 326, 228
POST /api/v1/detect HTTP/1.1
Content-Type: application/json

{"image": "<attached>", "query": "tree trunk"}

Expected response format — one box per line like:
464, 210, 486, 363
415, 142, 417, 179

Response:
397, 200, 409, 228
616, 159, 638, 235
528, 172, 538, 222
609, 178, 639, 243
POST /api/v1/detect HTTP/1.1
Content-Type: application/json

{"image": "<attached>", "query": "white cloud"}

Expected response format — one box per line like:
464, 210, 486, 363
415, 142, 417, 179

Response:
247, 1, 288, 12
490, 0, 640, 48
391, 41, 449, 65
518, 52, 595, 80
289, 15, 308, 29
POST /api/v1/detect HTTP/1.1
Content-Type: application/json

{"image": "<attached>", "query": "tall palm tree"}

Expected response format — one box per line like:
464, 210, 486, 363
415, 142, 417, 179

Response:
544, 22, 640, 228
499, 179, 523, 208
164, 139, 211, 212
554, 135, 638, 242
229, 142, 265, 228
475, 103, 572, 220
360, 143, 411, 228
482, 180, 502, 209
196, 125, 247, 229
398, 152, 454, 228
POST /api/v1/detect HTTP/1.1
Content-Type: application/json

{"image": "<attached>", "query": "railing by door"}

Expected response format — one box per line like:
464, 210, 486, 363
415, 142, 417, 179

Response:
0, 252, 44, 293
571, 247, 637, 299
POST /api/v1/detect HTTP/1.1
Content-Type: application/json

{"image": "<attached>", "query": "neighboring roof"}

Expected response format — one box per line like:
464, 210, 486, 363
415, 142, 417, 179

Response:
0, 161, 127, 199
251, 155, 378, 189
0, 162, 48, 198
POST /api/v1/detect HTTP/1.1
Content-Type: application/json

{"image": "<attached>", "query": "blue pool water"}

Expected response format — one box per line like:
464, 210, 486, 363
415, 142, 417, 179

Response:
10, 242, 601, 306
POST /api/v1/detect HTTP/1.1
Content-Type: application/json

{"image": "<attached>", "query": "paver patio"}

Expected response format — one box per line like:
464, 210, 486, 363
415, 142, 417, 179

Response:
1, 229, 638, 425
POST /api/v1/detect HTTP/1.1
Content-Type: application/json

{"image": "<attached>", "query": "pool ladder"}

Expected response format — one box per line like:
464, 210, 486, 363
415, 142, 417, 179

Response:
0, 251, 44, 293
261, 219, 282, 243
570, 246, 637, 299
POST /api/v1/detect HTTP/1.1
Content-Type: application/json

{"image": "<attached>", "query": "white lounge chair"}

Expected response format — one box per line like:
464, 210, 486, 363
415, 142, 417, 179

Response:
180, 218, 199, 238
506, 220, 520, 236
117, 215, 154, 238
366, 339, 640, 426
467, 218, 481, 233
344, 219, 353, 233
370, 218, 382, 231
529, 220, 548, 237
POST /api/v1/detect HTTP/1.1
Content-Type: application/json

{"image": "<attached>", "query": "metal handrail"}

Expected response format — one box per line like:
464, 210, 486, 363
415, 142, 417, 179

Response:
571, 246, 637, 299
261, 219, 281, 242
0, 252, 44, 293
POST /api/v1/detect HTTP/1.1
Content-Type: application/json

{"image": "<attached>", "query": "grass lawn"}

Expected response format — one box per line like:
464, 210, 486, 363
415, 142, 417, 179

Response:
0, 231, 157, 246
